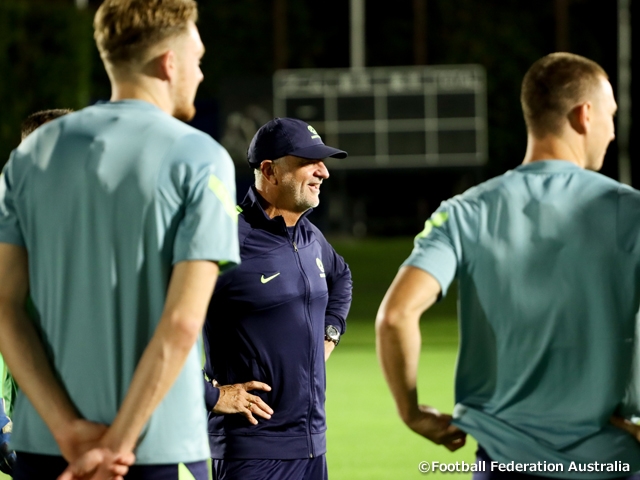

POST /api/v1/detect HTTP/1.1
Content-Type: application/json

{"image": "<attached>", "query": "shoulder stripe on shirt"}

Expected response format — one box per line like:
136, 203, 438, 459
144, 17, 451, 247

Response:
208, 174, 238, 223
416, 211, 449, 239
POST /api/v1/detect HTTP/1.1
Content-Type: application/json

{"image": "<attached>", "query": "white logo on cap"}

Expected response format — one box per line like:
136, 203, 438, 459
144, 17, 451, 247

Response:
308, 125, 321, 140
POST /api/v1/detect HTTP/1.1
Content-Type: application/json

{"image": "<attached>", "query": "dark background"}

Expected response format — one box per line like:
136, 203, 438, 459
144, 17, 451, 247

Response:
0, 0, 637, 235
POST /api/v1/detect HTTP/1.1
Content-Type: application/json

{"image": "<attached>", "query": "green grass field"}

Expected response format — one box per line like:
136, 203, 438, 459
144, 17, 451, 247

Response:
325, 237, 475, 479
1, 237, 471, 480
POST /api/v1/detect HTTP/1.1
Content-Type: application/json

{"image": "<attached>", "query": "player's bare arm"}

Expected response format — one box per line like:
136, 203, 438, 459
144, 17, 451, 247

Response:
59, 260, 219, 479
375, 265, 466, 452
104, 260, 219, 451
0, 244, 132, 473
0, 245, 134, 480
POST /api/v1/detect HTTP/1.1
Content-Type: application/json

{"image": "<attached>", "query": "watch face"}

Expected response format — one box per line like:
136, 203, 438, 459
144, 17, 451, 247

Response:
326, 325, 340, 342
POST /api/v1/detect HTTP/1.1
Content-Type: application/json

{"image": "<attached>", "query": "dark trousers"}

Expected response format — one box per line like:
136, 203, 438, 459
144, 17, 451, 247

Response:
473, 446, 640, 480
212, 456, 327, 480
12, 452, 209, 480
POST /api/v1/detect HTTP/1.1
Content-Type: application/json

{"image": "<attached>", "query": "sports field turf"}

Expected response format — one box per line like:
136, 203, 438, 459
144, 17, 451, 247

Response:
1, 237, 472, 479
325, 237, 475, 479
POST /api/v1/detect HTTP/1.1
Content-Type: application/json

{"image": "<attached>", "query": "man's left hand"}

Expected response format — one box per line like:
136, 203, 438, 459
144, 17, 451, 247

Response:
51, 418, 135, 480
54, 419, 110, 463
57, 448, 135, 480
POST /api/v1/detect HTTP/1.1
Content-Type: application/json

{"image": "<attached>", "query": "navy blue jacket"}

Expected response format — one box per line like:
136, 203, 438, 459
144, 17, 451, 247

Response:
203, 186, 352, 460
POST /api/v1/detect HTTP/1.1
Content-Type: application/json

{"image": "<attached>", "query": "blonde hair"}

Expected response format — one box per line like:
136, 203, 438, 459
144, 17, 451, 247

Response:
94, 0, 198, 67
521, 52, 608, 137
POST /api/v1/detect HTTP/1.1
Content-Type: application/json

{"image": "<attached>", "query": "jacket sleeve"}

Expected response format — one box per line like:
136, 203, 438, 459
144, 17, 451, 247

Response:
322, 240, 352, 335
203, 370, 221, 412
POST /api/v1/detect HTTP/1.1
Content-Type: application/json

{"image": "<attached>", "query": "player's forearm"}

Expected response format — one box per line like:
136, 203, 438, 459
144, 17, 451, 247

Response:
376, 266, 442, 423
101, 260, 219, 454
375, 308, 423, 423
101, 311, 204, 453
0, 304, 78, 436
0, 244, 88, 458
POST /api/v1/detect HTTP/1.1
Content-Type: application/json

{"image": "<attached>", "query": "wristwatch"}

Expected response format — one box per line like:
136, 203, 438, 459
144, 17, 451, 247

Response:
325, 325, 341, 346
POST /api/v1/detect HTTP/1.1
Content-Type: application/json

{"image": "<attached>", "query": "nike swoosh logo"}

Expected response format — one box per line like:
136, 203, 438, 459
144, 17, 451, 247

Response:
261, 273, 280, 284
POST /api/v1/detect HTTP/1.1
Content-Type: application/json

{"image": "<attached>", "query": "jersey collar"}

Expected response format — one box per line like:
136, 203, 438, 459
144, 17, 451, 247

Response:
515, 160, 583, 173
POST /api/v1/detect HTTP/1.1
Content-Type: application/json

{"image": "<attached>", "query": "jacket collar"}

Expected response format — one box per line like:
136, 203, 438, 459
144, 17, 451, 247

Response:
240, 185, 314, 235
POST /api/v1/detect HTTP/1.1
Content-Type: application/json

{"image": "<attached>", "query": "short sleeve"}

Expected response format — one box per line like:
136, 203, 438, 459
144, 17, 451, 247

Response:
0, 155, 26, 247
402, 203, 458, 297
172, 135, 240, 269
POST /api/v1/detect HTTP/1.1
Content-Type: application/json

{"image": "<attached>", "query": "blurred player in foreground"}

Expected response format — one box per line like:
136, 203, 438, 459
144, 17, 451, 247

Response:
0, 0, 239, 478
203, 118, 352, 480
0, 107, 73, 476
377, 52, 640, 479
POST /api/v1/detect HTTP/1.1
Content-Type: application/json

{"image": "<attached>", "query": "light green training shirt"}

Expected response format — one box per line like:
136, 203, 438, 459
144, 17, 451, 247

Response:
0, 100, 240, 464
404, 160, 640, 478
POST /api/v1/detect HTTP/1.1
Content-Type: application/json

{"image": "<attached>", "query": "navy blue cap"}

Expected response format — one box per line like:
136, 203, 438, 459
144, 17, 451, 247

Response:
247, 117, 348, 168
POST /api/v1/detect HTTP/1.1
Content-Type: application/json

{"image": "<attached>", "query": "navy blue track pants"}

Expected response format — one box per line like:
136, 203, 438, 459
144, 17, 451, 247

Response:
12, 452, 209, 480
212, 455, 327, 480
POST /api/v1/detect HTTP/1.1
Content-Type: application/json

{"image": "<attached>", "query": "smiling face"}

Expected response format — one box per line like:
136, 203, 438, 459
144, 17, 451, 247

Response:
275, 155, 330, 213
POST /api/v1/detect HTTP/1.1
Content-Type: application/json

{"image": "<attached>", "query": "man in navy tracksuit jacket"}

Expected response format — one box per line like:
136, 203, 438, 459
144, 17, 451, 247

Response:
203, 118, 352, 480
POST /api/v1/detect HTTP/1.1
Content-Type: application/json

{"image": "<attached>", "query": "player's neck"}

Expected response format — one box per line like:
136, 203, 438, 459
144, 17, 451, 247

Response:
110, 78, 174, 117
522, 133, 587, 169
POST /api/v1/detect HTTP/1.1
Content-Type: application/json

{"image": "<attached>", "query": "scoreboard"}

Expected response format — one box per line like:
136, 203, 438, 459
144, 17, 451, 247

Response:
273, 65, 487, 169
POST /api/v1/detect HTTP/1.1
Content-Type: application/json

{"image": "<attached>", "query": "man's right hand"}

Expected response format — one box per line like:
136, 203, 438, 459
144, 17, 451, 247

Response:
611, 416, 640, 442
404, 405, 467, 452
54, 419, 110, 463
213, 381, 273, 425
53, 419, 135, 480
57, 448, 135, 480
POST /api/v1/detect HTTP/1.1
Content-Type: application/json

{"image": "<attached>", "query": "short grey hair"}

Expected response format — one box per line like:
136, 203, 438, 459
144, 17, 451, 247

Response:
254, 156, 285, 186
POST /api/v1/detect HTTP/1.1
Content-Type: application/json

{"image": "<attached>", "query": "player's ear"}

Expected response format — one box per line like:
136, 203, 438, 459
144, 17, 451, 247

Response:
568, 102, 591, 135
260, 160, 278, 186
157, 49, 176, 82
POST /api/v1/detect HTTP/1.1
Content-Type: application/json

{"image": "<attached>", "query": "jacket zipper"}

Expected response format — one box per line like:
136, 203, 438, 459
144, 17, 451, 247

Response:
288, 223, 315, 458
